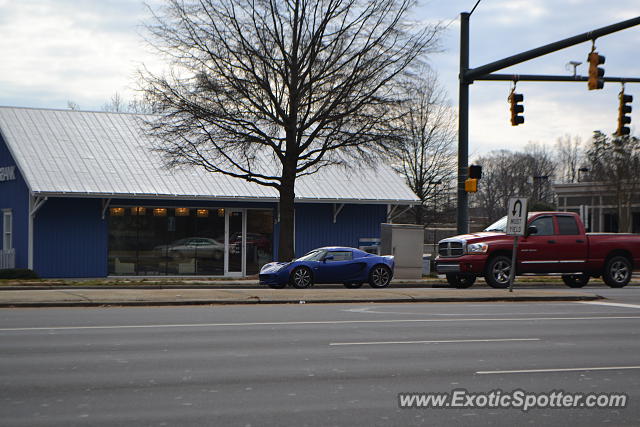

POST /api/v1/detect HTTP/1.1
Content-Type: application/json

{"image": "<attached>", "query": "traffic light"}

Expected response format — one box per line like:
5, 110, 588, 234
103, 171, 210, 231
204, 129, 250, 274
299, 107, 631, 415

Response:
617, 92, 632, 136
587, 51, 605, 90
509, 92, 524, 126
465, 178, 478, 193
469, 164, 482, 179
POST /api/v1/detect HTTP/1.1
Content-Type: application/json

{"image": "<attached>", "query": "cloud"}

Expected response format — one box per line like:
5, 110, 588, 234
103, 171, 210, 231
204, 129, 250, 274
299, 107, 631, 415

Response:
0, 0, 161, 109
480, 0, 550, 26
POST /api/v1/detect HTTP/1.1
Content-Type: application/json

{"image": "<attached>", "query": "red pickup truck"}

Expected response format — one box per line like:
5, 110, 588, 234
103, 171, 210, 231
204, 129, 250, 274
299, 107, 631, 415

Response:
435, 211, 640, 289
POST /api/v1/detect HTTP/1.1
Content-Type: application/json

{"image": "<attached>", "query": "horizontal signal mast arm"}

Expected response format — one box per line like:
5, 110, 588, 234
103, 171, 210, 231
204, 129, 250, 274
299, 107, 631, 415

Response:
465, 15, 640, 82
476, 74, 640, 83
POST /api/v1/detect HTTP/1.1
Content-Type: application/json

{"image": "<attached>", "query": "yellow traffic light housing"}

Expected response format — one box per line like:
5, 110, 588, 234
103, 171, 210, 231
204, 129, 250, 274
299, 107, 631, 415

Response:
587, 50, 605, 90
509, 91, 524, 126
465, 178, 478, 193
616, 90, 633, 136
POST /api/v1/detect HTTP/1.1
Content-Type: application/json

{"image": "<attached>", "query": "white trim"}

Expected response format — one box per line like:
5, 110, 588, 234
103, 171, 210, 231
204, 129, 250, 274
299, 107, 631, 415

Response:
2, 209, 12, 250
29, 191, 417, 206
101, 198, 112, 220
333, 203, 344, 224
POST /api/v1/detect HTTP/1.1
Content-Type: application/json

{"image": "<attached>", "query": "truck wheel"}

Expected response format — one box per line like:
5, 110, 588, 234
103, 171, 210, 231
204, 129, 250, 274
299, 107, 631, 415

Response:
603, 256, 632, 288
562, 274, 590, 288
446, 273, 476, 289
484, 255, 512, 289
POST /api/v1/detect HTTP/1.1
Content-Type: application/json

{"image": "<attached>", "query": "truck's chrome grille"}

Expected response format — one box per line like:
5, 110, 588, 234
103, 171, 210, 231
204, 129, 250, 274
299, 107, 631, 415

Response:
438, 241, 464, 257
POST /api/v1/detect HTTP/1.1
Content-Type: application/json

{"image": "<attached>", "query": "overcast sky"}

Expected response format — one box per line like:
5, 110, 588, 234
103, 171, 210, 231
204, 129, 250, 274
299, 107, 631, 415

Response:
1, 0, 639, 157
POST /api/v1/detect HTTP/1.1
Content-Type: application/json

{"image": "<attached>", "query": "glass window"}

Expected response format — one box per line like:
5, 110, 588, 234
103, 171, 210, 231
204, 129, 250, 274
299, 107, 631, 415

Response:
557, 216, 580, 235
529, 216, 554, 236
108, 206, 225, 276
296, 249, 326, 262
327, 251, 352, 262
245, 210, 274, 275
3, 210, 11, 250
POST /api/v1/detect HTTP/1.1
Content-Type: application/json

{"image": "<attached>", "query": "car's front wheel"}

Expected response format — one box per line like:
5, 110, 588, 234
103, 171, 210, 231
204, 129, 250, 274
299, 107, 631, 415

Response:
290, 266, 314, 289
446, 273, 476, 289
369, 265, 392, 288
484, 255, 512, 289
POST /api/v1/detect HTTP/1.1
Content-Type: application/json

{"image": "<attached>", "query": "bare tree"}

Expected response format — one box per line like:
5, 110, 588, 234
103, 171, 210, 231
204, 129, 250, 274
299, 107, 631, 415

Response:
139, 0, 441, 261
473, 144, 557, 223
390, 69, 456, 225
102, 92, 157, 114
67, 100, 80, 110
555, 134, 584, 183
587, 131, 640, 232
102, 92, 127, 112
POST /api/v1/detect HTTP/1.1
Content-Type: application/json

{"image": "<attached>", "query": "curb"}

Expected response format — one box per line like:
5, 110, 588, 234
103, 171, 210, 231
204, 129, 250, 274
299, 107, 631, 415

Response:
0, 293, 603, 308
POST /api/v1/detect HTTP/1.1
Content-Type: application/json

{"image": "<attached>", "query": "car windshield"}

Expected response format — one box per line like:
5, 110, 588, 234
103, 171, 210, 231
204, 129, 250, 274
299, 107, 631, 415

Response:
295, 249, 326, 262
484, 213, 538, 232
483, 216, 508, 232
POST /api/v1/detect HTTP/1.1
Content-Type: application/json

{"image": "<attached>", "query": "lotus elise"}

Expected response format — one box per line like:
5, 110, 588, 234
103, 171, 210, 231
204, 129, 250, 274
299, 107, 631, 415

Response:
259, 246, 395, 289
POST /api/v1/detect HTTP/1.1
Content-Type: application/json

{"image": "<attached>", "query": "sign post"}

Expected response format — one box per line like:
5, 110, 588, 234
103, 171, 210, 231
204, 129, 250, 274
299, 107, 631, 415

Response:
506, 197, 528, 292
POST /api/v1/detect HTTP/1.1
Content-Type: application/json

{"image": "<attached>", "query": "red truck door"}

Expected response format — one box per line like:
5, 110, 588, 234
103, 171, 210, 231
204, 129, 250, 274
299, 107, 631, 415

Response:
518, 215, 560, 273
553, 214, 588, 273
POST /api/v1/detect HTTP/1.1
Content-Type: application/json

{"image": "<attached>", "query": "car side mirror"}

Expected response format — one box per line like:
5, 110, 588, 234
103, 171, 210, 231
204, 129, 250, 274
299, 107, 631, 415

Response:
323, 255, 334, 262
527, 225, 538, 236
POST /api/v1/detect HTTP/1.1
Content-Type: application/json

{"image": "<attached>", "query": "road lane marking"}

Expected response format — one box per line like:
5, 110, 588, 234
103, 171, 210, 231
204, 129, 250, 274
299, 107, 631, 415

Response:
330, 338, 541, 346
477, 366, 640, 375
1, 316, 640, 332
345, 306, 616, 316
577, 301, 640, 309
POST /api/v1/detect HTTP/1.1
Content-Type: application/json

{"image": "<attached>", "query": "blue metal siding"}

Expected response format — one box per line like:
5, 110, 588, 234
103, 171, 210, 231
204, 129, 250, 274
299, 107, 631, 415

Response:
294, 203, 386, 257
34, 198, 108, 278
0, 134, 29, 269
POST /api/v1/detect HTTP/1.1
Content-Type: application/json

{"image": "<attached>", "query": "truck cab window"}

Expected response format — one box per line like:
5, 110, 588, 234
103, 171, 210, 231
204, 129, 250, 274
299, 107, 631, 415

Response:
557, 216, 580, 235
529, 216, 554, 236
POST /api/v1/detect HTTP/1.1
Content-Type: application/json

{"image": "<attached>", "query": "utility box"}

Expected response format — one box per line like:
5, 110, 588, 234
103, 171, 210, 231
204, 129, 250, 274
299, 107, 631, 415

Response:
422, 254, 431, 275
380, 223, 423, 279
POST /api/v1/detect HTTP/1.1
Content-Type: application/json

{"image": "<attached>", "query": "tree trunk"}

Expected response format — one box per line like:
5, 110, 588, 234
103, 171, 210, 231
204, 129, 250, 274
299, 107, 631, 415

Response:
278, 164, 296, 262
414, 204, 424, 225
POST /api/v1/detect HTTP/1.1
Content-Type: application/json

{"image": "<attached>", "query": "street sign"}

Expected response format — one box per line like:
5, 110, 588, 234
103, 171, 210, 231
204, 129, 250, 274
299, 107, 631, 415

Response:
506, 197, 528, 236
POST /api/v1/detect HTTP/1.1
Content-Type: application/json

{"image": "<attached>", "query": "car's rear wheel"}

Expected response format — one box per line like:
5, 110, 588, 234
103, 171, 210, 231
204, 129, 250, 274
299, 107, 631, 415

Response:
290, 266, 314, 289
602, 255, 632, 288
446, 273, 476, 289
369, 265, 392, 288
343, 282, 363, 289
484, 255, 512, 289
562, 274, 590, 288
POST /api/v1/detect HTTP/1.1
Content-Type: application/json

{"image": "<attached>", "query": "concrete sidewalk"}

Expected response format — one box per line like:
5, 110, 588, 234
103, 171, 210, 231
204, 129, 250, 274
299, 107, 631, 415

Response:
0, 287, 603, 307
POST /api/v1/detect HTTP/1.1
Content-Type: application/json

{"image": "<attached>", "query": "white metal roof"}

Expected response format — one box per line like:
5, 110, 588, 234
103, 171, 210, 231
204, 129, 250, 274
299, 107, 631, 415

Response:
0, 106, 418, 204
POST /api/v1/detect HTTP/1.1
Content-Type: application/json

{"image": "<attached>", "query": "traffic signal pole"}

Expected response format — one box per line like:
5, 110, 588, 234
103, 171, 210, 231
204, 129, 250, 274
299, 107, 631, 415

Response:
456, 14, 640, 235
457, 12, 470, 235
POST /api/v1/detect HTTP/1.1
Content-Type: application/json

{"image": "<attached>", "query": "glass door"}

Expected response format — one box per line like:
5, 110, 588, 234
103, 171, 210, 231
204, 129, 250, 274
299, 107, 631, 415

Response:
226, 209, 244, 275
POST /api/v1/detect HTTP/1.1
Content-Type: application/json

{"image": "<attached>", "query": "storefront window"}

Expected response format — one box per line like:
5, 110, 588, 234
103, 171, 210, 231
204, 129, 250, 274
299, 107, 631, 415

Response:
108, 207, 273, 276
246, 210, 274, 275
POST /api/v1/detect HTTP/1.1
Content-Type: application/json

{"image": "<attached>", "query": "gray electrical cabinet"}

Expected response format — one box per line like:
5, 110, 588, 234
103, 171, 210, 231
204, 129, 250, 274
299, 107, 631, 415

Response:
380, 223, 423, 279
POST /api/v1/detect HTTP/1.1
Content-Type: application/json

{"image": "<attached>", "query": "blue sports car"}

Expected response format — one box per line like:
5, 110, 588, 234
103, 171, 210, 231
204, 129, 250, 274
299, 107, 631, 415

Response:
259, 246, 395, 289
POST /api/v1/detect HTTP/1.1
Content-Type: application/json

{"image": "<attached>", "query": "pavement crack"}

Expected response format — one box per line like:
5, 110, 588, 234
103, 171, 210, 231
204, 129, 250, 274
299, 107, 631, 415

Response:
58, 290, 94, 303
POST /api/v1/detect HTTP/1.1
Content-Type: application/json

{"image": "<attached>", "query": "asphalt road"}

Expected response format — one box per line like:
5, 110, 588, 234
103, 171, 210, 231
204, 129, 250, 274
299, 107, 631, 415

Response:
2, 291, 640, 426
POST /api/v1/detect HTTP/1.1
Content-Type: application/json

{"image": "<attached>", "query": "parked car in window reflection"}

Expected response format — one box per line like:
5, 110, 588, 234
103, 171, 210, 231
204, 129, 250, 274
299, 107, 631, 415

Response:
229, 232, 271, 254
155, 237, 224, 260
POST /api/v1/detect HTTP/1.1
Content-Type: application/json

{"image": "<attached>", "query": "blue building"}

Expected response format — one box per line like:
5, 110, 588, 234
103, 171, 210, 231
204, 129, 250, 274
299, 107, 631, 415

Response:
0, 107, 417, 278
